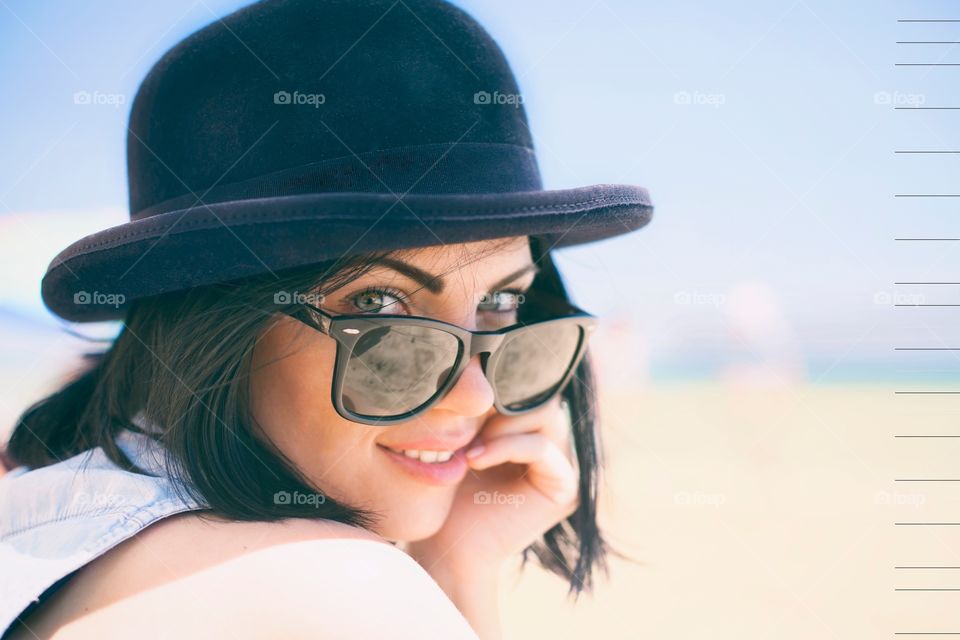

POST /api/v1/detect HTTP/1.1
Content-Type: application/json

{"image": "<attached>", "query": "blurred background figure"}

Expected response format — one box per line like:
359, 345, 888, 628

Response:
720, 281, 805, 389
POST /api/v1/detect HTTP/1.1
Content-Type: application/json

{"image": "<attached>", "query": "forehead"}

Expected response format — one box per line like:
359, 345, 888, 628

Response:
392, 236, 532, 270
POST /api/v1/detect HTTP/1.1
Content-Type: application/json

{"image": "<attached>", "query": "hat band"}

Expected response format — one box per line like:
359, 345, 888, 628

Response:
131, 142, 543, 221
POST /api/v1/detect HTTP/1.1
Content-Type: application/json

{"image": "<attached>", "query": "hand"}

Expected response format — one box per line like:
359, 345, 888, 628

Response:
407, 396, 580, 575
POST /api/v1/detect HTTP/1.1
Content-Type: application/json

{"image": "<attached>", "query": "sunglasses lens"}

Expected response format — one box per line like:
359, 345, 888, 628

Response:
492, 323, 582, 411
341, 325, 461, 418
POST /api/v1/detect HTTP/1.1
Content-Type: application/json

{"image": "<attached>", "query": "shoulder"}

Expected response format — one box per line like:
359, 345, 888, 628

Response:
15, 513, 477, 639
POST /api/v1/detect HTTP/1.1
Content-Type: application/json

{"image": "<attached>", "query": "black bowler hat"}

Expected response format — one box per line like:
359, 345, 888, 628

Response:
41, 0, 654, 322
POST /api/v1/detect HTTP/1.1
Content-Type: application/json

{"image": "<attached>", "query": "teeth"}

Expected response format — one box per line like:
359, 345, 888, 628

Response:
393, 448, 454, 463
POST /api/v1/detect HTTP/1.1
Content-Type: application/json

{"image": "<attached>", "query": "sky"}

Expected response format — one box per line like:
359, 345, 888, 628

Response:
1, 0, 959, 384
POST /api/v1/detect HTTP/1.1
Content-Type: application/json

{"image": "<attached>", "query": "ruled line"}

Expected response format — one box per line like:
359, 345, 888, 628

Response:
892, 13, 960, 634
896, 392, 960, 395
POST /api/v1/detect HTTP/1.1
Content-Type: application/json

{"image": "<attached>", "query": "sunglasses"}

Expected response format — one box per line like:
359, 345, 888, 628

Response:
278, 297, 596, 426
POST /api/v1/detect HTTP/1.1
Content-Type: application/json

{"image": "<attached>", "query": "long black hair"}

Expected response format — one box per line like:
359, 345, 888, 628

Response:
4, 236, 609, 597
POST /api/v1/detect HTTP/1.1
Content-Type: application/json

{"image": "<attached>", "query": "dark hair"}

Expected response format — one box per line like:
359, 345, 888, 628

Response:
5, 236, 609, 597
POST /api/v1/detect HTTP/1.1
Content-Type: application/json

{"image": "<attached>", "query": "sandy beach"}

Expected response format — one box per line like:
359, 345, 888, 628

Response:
498, 383, 959, 638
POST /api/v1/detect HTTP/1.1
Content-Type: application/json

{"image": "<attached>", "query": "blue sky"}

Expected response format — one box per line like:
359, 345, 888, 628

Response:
0, 0, 958, 382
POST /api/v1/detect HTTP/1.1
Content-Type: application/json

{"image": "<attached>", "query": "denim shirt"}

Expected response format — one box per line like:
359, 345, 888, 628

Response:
0, 418, 205, 635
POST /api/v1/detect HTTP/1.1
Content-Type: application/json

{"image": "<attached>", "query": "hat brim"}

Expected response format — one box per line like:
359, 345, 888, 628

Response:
41, 183, 653, 322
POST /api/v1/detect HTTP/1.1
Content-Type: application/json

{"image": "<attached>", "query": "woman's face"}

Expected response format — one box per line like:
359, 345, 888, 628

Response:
250, 237, 539, 541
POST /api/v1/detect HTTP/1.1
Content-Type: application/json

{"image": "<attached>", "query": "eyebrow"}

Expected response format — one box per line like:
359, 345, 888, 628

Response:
368, 257, 540, 295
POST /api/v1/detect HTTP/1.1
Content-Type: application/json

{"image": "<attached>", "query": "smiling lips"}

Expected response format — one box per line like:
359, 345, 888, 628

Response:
384, 447, 455, 464
379, 432, 478, 460
377, 442, 473, 485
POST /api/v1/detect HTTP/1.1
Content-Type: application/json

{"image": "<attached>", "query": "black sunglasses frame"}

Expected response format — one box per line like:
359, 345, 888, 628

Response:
278, 301, 596, 426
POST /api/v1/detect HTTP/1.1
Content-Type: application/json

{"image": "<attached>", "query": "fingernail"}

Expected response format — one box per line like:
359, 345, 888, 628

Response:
466, 444, 485, 458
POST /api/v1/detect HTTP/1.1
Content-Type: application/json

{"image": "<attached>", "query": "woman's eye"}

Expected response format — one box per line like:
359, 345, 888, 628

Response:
478, 290, 524, 313
350, 288, 405, 314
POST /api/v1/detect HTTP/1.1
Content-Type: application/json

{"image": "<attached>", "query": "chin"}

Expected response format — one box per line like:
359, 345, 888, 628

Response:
378, 494, 454, 542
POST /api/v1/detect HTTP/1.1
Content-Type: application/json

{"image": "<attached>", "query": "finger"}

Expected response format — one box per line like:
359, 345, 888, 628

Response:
478, 396, 569, 447
467, 432, 578, 506
490, 398, 575, 469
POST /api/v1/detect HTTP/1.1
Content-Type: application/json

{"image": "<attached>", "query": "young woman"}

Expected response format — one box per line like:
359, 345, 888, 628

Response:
0, 0, 654, 638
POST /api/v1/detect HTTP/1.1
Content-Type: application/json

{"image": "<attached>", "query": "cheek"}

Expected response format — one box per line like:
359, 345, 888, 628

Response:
250, 320, 334, 429
249, 322, 373, 489
250, 323, 345, 462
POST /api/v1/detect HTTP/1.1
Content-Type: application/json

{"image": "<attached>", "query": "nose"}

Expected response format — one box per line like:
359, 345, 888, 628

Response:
431, 354, 496, 418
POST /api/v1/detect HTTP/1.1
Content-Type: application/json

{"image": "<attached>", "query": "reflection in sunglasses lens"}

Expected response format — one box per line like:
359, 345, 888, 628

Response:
342, 325, 460, 417
493, 323, 581, 410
